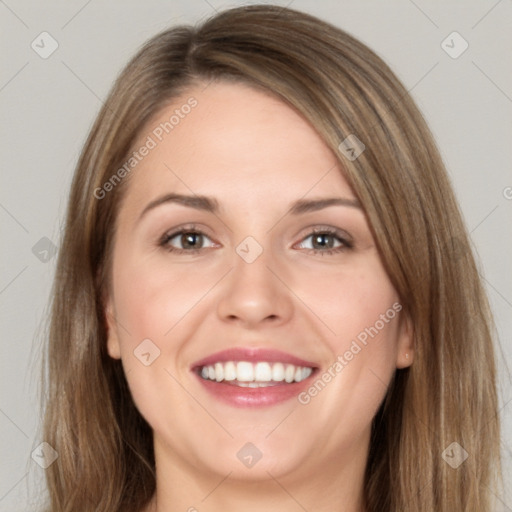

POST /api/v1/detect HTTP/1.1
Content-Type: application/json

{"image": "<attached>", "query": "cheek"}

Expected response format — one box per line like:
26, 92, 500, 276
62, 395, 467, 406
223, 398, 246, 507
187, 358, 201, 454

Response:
112, 255, 221, 346
294, 258, 401, 425
296, 257, 401, 355
110, 256, 212, 433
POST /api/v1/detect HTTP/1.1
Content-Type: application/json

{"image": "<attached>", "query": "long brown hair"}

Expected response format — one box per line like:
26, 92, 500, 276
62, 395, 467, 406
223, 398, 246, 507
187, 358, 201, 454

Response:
41, 4, 502, 511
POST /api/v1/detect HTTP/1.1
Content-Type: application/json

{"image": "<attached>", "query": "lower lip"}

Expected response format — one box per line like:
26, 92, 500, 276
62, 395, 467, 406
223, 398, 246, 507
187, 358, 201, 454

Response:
194, 374, 315, 408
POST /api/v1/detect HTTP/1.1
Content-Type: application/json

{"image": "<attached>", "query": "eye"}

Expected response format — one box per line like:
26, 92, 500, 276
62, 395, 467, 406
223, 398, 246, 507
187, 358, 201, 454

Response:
295, 227, 353, 255
159, 225, 216, 254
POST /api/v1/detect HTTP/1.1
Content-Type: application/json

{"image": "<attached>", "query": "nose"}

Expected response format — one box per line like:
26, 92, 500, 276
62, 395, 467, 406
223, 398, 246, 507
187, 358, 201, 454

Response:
216, 244, 294, 329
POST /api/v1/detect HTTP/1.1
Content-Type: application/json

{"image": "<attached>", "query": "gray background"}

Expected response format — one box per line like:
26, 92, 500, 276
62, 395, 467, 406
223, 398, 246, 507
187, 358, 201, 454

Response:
1, 1, 511, 510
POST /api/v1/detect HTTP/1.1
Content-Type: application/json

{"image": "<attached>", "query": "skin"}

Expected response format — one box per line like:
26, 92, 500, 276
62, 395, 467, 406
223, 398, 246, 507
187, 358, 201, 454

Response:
105, 80, 414, 512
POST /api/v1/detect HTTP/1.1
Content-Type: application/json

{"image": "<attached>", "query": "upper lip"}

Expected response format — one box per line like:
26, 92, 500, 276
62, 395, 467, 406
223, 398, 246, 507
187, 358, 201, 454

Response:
191, 347, 318, 369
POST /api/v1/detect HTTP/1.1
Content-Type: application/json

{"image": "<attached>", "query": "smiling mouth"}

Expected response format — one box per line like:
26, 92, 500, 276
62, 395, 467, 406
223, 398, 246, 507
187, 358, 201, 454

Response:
196, 361, 314, 387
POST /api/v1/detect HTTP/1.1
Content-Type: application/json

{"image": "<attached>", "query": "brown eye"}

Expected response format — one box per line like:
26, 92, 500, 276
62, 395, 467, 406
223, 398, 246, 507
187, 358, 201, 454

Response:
296, 228, 353, 255
178, 232, 203, 249
311, 233, 337, 250
160, 228, 216, 253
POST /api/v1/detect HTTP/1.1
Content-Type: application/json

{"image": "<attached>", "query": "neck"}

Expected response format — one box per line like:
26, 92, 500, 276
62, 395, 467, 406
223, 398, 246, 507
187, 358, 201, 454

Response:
146, 434, 369, 512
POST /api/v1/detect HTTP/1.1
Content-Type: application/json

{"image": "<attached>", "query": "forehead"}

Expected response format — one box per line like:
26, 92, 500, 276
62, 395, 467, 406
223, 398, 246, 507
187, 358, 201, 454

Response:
120, 81, 355, 218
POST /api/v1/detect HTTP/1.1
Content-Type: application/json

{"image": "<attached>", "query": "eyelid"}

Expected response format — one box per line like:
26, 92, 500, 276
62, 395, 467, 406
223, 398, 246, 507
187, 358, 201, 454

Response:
293, 225, 353, 245
160, 223, 212, 238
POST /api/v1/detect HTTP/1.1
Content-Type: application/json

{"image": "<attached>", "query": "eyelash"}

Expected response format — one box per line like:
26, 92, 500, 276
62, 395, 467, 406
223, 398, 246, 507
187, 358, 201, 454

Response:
158, 224, 353, 256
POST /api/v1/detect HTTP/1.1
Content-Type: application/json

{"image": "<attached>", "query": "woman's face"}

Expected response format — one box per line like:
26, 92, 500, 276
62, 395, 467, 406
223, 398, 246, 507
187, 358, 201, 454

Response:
105, 80, 413, 483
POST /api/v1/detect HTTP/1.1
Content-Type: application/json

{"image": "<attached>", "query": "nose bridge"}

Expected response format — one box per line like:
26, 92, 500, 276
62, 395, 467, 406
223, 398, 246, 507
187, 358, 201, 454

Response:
215, 233, 293, 326
231, 233, 277, 297
237, 236, 273, 278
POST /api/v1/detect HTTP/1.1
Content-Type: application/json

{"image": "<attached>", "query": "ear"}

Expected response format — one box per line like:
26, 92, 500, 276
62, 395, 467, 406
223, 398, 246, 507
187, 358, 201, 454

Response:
104, 295, 121, 360
395, 308, 414, 369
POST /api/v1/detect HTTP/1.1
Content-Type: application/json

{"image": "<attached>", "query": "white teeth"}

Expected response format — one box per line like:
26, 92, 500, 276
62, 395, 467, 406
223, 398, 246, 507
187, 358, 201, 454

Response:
224, 361, 236, 381
254, 362, 272, 382
284, 364, 295, 383
272, 362, 285, 381
302, 367, 312, 380
236, 361, 254, 382
214, 362, 224, 382
199, 361, 313, 385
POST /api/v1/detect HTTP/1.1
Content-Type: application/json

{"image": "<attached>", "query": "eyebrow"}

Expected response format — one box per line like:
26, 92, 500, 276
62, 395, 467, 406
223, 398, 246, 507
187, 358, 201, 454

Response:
288, 197, 361, 214
139, 193, 219, 220
138, 193, 362, 221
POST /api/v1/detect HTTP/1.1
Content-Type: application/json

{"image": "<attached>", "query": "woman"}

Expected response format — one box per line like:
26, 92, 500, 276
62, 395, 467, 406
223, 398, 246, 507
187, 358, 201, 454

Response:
41, 4, 502, 511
